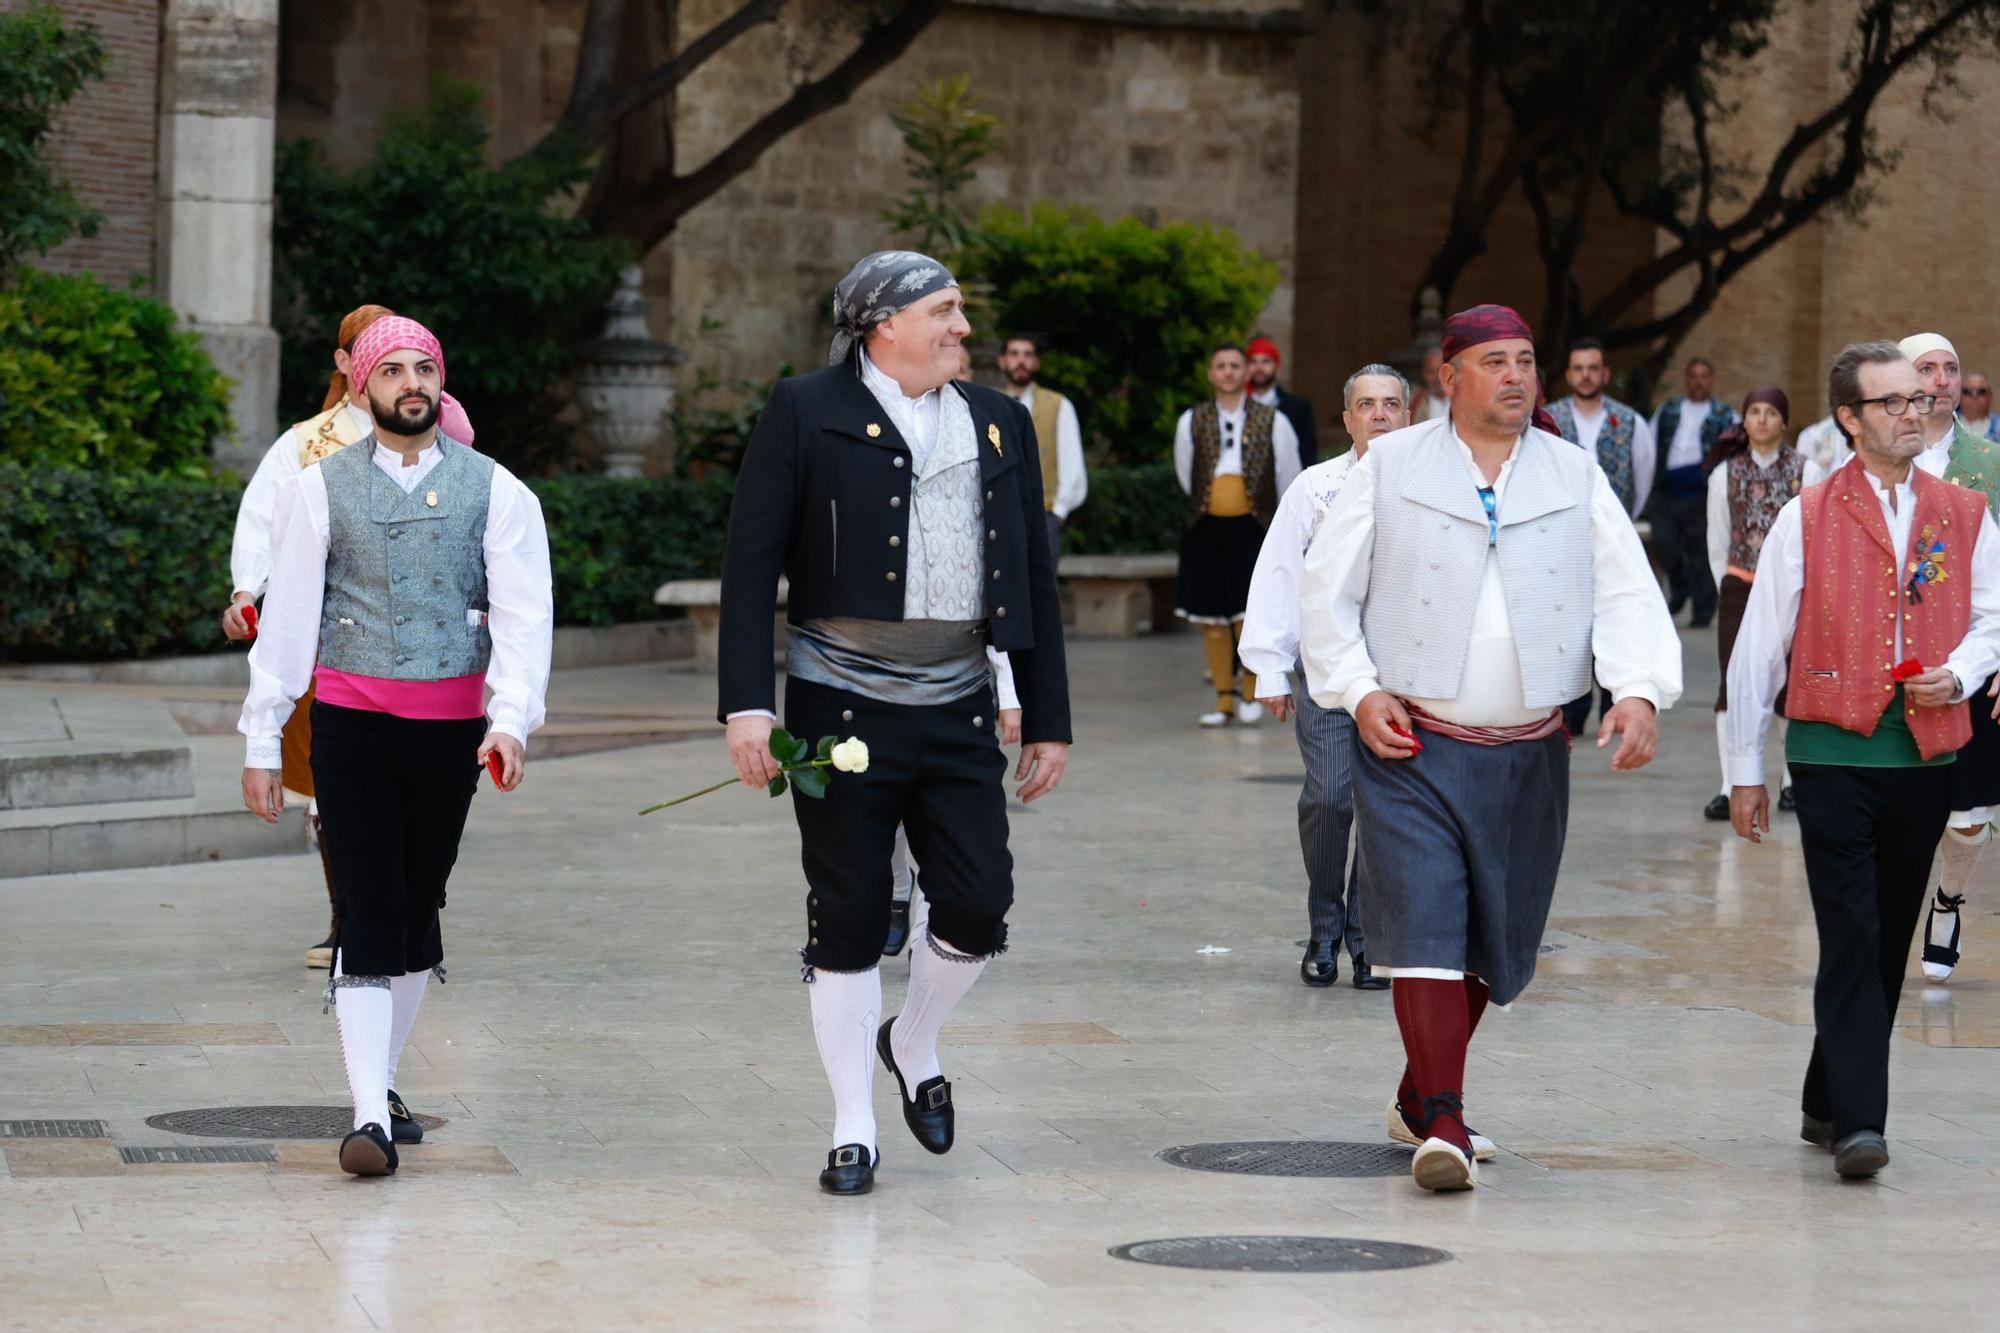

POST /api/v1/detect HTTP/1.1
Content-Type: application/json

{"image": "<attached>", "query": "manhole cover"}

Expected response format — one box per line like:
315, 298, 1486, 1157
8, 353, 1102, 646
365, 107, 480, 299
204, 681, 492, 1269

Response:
120, 1145, 277, 1165
145, 1106, 444, 1140
1159, 1141, 1411, 1178
0, 1119, 107, 1138
1109, 1235, 1451, 1273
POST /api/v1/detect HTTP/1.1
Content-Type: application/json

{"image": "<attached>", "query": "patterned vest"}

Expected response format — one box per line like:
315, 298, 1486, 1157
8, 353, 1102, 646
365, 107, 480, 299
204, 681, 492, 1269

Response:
317, 436, 495, 681
901, 384, 986, 620
1944, 420, 2000, 522
1362, 420, 1598, 708
1186, 400, 1279, 528
1725, 447, 1807, 574
293, 398, 371, 468
1026, 386, 1066, 513
1785, 459, 1982, 759
1653, 398, 1732, 483
1547, 396, 1639, 511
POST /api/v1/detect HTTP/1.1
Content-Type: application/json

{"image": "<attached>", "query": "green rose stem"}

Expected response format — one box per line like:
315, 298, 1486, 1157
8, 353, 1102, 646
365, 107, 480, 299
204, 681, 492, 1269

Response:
640, 758, 834, 815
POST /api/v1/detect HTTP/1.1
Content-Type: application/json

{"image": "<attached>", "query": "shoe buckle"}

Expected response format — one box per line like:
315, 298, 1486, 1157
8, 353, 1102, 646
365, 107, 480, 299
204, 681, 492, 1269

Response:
388, 1098, 408, 1120
924, 1084, 951, 1111
833, 1145, 863, 1168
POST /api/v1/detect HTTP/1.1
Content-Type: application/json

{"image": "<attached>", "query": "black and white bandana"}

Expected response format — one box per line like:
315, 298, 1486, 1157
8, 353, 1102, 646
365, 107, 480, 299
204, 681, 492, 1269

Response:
828, 250, 958, 367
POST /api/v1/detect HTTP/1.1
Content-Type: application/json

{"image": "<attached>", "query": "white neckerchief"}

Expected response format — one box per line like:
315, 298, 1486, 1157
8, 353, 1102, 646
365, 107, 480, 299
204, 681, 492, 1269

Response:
1251, 385, 1279, 407
860, 350, 941, 465
373, 440, 441, 493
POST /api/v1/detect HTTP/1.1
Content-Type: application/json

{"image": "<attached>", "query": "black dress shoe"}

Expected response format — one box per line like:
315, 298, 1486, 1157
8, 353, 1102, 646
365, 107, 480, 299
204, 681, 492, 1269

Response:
1833, 1129, 1889, 1178
338, 1123, 398, 1177
877, 1017, 953, 1154
1703, 793, 1731, 821
1800, 1113, 1833, 1149
387, 1088, 423, 1145
818, 1143, 878, 1195
1778, 786, 1796, 813
883, 899, 912, 957
1300, 939, 1337, 987
1351, 955, 1390, 991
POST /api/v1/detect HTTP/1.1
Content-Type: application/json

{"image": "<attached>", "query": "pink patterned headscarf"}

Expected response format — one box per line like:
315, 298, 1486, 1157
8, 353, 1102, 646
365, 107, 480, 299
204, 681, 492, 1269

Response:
345, 315, 477, 445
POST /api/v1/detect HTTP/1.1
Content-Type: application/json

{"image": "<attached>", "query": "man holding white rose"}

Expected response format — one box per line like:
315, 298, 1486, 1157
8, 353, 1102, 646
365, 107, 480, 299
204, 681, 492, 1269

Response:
717, 251, 1072, 1196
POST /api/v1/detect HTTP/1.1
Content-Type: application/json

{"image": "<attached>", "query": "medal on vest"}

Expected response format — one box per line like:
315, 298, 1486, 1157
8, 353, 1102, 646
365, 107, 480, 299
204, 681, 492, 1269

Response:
425, 490, 438, 508
1907, 526, 1947, 604
988, 423, 1003, 456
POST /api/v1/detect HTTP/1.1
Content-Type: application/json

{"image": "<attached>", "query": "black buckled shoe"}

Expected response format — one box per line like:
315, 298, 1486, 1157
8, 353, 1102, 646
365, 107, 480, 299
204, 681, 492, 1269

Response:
883, 899, 912, 957
1351, 954, 1390, 991
1800, 1113, 1833, 1149
387, 1088, 423, 1145
1833, 1129, 1889, 1179
818, 1143, 878, 1195
1778, 786, 1796, 813
877, 1016, 953, 1154
1300, 939, 1337, 987
1703, 793, 1731, 821
338, 1123, 398, 1177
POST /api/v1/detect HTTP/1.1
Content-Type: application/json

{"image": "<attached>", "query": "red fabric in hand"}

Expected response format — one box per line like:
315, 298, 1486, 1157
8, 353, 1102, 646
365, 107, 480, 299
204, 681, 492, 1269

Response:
1891, 657, 1925, 682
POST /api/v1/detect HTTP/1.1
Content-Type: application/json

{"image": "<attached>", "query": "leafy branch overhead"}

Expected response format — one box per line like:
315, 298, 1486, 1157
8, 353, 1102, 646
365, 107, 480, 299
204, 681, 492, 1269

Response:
1375, 0, 2000, 377
0, 1, 108, 276
883, 74, 1002, 258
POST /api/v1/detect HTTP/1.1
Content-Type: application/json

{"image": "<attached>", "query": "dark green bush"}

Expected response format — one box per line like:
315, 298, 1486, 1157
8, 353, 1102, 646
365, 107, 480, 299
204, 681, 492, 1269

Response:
964, 204, 1279, 464
273, 79, 626, 475
0, 270, 234, 474
532, 472, 736, 626
0, 462, 236, 661
0, 2, 108, 277
1060, 463, 1183, 555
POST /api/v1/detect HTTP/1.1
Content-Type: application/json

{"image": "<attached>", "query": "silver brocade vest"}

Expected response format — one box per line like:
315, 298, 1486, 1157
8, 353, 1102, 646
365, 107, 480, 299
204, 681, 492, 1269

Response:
1361, 419, 1597, 707
900, 384, 986, 620
317, 436, 495, 680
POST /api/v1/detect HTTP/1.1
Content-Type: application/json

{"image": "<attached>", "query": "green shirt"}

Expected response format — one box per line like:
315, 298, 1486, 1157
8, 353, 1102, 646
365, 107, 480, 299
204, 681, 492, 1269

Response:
1786, 685, 1955, 769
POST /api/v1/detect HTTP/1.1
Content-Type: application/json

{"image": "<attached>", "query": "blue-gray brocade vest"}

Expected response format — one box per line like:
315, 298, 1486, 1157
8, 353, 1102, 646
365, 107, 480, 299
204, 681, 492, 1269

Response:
1547, 395, 1639, 512
317, 437, 495, 680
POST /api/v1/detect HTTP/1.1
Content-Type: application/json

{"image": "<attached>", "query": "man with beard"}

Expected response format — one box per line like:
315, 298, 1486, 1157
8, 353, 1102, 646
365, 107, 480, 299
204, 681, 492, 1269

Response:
1727, 342, 2000, 1177
1242, 364, 1409, 990
1248, 335, 1319, 467
238, 317, 553, 1177
718, 251, 1071, 1196
1898, 332, 2000, 983
1649, 357, 1739, 627
1300, 304, 1681, 1192
997, 334, 1087, 554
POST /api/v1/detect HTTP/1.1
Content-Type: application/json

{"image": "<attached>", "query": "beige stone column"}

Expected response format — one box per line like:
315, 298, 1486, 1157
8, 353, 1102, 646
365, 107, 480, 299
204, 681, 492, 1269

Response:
156, 0, 281, 473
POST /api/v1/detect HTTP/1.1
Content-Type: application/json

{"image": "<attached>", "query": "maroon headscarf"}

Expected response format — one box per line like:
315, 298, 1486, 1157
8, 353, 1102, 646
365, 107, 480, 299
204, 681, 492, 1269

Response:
1704, 384, 1791, 473
1440, 303, 1559, 434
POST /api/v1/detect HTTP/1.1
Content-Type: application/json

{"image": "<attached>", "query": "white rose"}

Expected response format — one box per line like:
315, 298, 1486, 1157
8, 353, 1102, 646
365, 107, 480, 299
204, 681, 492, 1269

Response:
830, 738, 870, 774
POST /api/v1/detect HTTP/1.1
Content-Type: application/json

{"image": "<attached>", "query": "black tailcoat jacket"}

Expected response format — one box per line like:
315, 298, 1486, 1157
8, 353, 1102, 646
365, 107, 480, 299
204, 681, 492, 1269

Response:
717, 364, 1074, 745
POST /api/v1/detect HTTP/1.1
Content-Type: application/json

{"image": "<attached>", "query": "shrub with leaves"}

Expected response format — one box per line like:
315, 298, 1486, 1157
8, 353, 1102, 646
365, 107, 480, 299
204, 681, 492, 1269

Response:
273, 79, 627, 474
0, 270, 234, 474
0, 2, 108, 276
964, 204, 1278, 463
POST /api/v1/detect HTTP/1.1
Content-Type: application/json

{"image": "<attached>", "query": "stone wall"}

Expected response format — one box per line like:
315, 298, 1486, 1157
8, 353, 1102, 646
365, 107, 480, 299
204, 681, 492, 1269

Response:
30, 0, 161, 286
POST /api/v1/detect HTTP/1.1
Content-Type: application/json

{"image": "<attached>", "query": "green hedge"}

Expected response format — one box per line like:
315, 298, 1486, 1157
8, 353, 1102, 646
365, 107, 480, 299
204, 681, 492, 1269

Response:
0, 463, 1182, 661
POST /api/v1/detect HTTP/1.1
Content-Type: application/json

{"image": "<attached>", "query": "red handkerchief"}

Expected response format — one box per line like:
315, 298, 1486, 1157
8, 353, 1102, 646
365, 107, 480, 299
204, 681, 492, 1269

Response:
242, 605, 258, 641
1388, 722, 1425, 753
1891, 657, 1924, 682
486, 751, 506, 787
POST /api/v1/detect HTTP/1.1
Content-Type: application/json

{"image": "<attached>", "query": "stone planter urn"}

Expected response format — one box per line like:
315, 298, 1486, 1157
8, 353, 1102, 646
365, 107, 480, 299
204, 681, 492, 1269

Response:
572, 265, 685, 478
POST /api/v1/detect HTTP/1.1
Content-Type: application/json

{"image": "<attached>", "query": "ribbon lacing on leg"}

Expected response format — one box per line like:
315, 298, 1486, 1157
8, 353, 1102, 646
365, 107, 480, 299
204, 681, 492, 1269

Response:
924, 930, 1002, 964
323, 973, 390, 1015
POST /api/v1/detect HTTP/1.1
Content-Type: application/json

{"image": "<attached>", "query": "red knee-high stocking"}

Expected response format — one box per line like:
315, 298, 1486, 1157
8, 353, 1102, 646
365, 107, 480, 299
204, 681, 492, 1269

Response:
1391, 977, 1471, 1153
1397, 975, 1491, 1121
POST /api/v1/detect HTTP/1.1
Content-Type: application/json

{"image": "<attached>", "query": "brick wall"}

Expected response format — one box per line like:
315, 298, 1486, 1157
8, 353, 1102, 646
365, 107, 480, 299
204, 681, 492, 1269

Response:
28, 0, 161, 286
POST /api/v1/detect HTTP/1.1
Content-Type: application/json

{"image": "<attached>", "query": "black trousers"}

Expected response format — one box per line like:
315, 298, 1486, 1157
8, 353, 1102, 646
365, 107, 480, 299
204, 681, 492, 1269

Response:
784, 677, 1013, 971
311, 702, 485, 977
1649, 488, 1716, 620
1790, 761, 1952, 1138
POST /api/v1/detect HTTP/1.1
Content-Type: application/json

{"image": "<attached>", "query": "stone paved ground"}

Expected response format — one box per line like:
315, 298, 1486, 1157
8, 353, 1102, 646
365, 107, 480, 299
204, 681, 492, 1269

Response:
2, 630, 1996, 1330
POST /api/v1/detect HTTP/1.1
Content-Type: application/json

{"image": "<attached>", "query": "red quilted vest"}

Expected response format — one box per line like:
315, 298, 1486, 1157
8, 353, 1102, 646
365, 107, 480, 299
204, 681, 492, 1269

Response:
1786, 457, 1985, 759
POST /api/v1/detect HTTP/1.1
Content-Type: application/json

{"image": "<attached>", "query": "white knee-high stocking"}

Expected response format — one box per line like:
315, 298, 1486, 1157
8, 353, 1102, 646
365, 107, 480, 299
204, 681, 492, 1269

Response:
891, 933, 987, 1096
1714, 710, 1731, 796
809, 966, 881, 1152
331, 952, 393, 1133
386, 971, 429, 1087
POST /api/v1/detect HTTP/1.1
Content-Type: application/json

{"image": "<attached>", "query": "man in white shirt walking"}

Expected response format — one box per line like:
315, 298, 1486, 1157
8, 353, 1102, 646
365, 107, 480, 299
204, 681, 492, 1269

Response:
1173, 342, 1304, 727
1649, 357, 1739, 627
997, 334, 1087, 555
1244, 364, 1408, 990
1300, 304, 1681, 1192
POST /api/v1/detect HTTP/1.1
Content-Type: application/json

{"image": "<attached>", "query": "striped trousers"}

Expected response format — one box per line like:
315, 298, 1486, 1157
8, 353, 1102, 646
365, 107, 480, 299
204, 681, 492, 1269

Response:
1292, 671, 1367, 957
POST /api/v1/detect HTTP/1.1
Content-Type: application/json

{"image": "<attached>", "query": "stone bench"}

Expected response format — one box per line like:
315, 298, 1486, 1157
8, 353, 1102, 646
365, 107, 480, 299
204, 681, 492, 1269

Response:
1058, 553, 1179, 638
653, 578, 789, 670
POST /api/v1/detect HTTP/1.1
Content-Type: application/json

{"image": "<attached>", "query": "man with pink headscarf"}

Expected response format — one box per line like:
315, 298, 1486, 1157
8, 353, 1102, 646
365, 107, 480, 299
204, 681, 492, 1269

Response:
1299, 304, 1681, 1193
236, 316, 553, 1178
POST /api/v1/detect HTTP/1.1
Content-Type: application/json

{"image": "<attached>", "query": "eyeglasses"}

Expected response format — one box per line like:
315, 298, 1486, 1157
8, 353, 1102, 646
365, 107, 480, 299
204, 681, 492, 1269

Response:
1847, 393, 1940, 416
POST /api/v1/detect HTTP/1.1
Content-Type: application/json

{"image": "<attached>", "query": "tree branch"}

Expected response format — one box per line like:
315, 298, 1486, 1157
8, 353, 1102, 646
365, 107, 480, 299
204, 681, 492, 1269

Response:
598, 0, 947, 248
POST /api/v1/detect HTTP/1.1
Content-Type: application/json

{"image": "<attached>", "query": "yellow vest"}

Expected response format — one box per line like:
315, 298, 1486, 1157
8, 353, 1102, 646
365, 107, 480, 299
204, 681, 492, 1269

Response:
1026, 386, 1067, 512
293, 398, 371, 468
